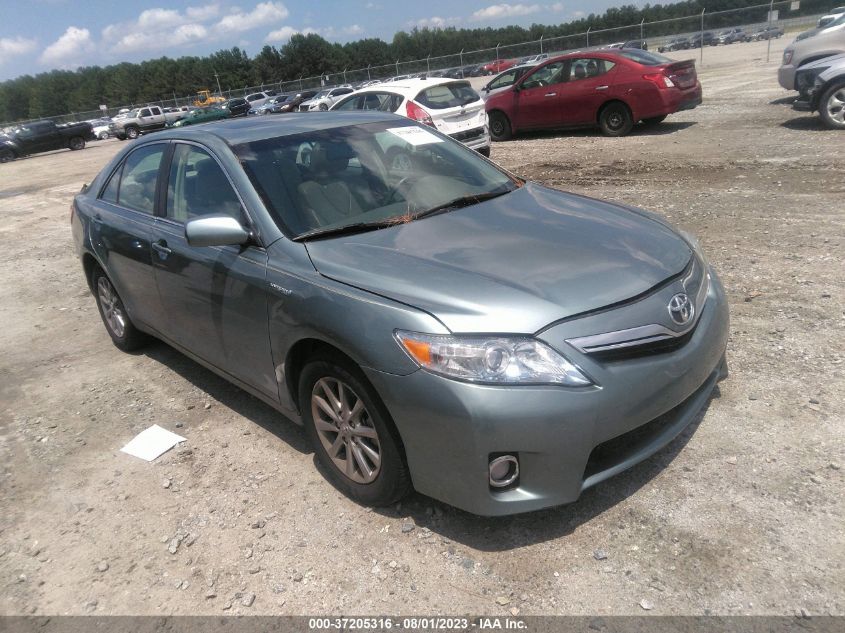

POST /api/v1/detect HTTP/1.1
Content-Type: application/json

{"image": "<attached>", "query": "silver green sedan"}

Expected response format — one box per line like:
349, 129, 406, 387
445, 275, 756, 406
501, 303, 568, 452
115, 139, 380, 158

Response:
71, 113, 729, 516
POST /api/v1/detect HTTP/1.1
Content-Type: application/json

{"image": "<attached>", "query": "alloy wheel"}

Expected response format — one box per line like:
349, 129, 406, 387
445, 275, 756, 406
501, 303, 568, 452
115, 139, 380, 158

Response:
97, 276, 126, 338
311, 377, 381, 484
825, 87, 845, 126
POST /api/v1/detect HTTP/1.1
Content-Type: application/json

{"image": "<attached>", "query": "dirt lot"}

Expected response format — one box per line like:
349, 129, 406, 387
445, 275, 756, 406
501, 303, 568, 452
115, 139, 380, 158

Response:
1, 38, 843, 617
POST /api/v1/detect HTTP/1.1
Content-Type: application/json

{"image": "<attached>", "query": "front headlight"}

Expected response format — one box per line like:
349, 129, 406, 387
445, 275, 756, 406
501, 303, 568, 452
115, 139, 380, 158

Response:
783, 50, 794, 65
395, 331, 592, 386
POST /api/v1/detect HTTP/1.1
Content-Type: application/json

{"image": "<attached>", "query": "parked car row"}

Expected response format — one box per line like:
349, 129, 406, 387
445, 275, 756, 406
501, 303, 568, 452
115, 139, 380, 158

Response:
657, 26, 783, 52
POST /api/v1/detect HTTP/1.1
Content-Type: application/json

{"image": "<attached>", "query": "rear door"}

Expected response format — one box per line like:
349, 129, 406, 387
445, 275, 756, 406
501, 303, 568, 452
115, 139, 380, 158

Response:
512, 60, 566, 129
150, 141, 276, 398
556, 57, 620, 125
90, 142, 168, 331
415, 81, 487, 137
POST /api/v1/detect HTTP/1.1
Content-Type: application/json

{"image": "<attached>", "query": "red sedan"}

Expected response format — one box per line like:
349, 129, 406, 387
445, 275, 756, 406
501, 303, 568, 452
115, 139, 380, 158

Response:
482, 58, 517, 75
485, 49, 702, 138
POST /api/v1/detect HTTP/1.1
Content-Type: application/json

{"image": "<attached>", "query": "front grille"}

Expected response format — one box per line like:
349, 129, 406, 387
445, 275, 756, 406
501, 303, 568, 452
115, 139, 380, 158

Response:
450, 126, 485, 143
589, 323, 699, 362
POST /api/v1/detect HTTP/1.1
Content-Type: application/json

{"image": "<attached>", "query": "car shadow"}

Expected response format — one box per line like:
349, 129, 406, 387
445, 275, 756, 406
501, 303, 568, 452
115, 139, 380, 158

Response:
770, 95, 796, 105
510, 121, 696, 142
141, 341, 311, 455
780, 116, 828, 131
374, 388, 720, 552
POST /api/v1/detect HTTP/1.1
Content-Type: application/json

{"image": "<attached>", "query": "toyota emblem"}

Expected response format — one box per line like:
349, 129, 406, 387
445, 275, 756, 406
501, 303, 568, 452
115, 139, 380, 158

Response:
668, 293, 694, 326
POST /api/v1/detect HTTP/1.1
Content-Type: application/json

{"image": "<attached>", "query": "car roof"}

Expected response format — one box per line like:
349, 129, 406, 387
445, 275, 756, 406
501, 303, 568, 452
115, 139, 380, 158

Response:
152, 111, 401, 145
356, 77, 474, 96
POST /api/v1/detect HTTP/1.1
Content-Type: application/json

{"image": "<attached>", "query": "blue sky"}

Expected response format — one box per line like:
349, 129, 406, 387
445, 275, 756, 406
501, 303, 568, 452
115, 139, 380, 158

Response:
0, 0, 627, 80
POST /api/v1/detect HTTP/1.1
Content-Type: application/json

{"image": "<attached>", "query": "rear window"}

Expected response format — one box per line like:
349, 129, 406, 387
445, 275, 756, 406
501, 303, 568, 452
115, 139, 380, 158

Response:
415, 82, 480, 109
618, 50, 673, 66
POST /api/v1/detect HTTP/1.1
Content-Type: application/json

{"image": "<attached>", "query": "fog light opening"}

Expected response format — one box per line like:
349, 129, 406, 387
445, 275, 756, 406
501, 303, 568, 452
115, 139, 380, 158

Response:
489, 455, 519, 488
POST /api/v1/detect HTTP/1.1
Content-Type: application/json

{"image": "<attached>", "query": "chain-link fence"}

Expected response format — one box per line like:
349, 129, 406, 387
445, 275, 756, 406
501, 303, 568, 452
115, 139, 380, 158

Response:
1, 1, 826, 130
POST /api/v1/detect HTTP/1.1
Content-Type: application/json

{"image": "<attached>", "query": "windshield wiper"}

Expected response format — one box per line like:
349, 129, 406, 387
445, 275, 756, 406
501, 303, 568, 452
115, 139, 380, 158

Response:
293, 220, 397, 242
412, 189, 512, 221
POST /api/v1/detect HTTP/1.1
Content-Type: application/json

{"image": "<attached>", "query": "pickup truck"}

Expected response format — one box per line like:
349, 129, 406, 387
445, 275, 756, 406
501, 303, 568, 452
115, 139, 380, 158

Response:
0, 120, 93, 162
109, 105, 168, 140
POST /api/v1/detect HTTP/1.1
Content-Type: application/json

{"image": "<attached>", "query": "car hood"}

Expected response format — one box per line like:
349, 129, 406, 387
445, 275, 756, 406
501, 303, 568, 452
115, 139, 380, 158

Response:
304, 183, 692, 334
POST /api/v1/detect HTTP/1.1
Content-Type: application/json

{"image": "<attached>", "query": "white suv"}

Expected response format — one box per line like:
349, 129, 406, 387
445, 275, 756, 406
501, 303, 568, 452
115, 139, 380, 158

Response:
330, 78, 491, 156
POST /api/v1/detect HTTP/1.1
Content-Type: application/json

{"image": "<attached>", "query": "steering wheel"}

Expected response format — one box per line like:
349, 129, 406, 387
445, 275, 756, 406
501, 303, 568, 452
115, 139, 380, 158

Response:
384, 174, 417, 205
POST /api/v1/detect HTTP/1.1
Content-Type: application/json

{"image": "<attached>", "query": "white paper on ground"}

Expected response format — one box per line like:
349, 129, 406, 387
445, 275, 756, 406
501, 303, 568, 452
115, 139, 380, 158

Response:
120, 424, 186, 462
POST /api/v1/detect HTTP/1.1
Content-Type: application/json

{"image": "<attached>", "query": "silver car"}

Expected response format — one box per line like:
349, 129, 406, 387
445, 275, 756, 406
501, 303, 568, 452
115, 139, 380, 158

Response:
792, 53, 845, 128
71, 114, 729, 516
779, 14, 845, 90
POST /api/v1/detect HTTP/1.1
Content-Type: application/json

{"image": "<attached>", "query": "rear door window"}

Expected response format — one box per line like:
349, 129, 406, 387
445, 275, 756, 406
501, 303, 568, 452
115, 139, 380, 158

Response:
115, 144, 166, 214
568, 58, 616, 81
415, 82, 480, 109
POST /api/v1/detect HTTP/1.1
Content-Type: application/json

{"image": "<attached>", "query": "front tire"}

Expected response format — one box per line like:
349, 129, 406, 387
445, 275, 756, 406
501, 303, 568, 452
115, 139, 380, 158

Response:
125, 126, 140, 140
599, 102, 634, 137
319, 103, 328, 111
91, 268, 148, 352
0, 148, 14, 163
819, 82, 845, 130
98, 131, 110, 140
299, 354, 411, 507
68, 136, 85, 150
488, 111, 512, 141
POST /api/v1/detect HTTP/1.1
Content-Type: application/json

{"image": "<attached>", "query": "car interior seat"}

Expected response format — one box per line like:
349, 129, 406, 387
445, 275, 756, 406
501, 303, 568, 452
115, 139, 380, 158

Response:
298, 142, 363, 227
574, 64, 587, 79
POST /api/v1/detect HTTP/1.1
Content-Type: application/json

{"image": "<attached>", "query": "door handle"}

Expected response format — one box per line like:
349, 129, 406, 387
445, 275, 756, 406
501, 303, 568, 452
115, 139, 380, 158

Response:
544, 92, 557, 97
152, 240, 172, 258
595, 85, 609, 91
92, 214, 103, 224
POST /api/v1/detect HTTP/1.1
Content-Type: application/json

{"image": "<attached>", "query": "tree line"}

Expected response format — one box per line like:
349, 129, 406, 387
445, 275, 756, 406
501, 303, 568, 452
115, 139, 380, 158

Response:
0, 0, 830, 124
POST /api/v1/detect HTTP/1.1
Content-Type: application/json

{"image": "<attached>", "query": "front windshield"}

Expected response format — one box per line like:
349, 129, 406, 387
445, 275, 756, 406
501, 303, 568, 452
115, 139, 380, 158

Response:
315, 90, 330, 99
235, 121, 519, 239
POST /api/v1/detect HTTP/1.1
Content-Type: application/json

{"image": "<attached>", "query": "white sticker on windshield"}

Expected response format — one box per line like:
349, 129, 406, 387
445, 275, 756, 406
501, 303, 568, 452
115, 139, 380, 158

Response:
387, 126, 444, 146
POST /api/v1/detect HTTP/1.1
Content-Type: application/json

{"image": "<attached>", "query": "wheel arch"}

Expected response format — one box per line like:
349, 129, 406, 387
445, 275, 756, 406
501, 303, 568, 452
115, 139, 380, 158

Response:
597, 98, 634, 124
284, 337, 365, 414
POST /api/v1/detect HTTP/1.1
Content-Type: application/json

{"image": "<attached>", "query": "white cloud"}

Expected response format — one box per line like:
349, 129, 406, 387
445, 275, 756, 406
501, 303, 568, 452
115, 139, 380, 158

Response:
549, 2, 564, 11
0, 36, 37, 58
470, 3, 542, 21
102, 3, 224, 54
39, 27, 94, 67
410, 16, 461, 29
136, 8, 184, 30
186, 3, 221, 21
266, 25, 299, 42
214, 2, 289, 34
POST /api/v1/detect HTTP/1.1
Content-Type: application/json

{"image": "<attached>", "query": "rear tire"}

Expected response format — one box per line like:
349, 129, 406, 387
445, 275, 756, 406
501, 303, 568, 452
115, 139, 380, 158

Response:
0, 148, 14, 163
91, 267, 148, 352
68, 136, 85, 150
642, 114, 667, 126
599, 102, 634, 137
819, 82, 845, 130
489, 111, 512, 141
299, 354, 411, 507
98, 131, 110, 140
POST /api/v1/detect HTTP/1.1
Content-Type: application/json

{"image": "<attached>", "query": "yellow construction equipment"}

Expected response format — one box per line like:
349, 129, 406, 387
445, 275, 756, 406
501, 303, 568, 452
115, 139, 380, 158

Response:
193, 90, 225, 107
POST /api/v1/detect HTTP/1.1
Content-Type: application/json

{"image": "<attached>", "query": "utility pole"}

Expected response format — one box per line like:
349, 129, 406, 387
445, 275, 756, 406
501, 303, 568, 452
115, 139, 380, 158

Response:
700, 9, 705, 66
214, 70, 222, 96
540, 34, 544, 54
766, 0, 775, 62
586, 26, 591, 48
640, 18, 645, 42
367, 64, 371, 80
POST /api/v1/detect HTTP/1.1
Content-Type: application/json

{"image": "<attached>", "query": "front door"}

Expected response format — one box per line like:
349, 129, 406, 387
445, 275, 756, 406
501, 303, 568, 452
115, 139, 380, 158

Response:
150, 142, 277, 399
513, 60, 566, 130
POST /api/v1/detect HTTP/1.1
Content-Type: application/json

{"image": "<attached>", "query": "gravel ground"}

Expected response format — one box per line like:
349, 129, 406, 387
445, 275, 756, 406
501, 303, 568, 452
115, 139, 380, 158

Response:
0, 38, 842, 617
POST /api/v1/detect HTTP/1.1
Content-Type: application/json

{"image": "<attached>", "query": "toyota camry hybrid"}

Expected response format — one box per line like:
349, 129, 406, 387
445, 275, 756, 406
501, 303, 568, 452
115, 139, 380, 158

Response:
71, 113, 729, 516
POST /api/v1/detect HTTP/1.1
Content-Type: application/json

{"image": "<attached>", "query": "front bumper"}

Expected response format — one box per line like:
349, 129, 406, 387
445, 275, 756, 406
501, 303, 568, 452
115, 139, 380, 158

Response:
365, 267, 729, 516
778, 64, 796, 91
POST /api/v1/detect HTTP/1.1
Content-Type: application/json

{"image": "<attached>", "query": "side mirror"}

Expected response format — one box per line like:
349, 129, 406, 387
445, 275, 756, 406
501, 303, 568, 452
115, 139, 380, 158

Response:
185, 215, 250, 247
